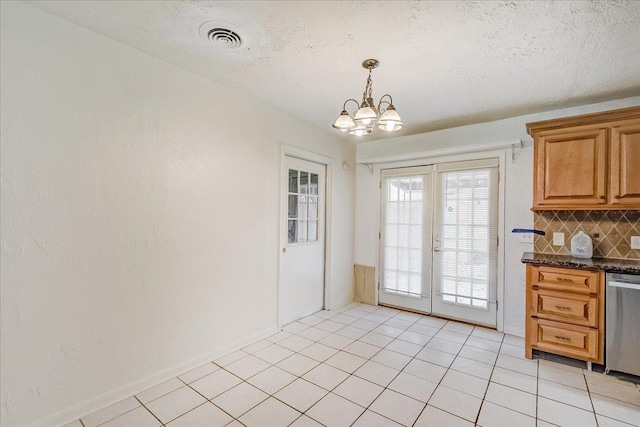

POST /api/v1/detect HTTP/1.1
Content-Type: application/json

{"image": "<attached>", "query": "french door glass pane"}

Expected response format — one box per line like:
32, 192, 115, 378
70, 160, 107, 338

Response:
438, 168, 495, 310
300, 172, 309, 194
383, 176, 423, 296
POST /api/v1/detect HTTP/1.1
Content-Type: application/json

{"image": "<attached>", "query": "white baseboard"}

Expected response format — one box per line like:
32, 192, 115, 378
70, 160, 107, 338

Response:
331, 296, 356, 311
31, 326, 278, 427
503, 326, 525, 337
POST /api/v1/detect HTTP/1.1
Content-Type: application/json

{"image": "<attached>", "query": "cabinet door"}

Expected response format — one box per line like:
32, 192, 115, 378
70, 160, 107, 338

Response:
610, 123, 640, 206
534, 128, 607, 208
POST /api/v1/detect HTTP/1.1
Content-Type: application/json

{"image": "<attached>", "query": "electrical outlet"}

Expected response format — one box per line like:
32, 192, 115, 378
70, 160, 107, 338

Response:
519, 233, 534, 244
553, 232, 565, 246
631, 236, 640, 250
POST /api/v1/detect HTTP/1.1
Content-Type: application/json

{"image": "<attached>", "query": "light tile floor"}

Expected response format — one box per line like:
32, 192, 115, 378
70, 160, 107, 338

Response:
69, 303, 640, 427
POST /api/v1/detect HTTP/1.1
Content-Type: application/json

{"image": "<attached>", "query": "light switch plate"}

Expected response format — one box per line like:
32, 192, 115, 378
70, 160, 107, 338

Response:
631, 236, 640, 250
553, 232, 565, 246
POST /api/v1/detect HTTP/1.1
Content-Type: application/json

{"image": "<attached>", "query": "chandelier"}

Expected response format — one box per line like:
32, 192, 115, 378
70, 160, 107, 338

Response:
332, 59, 403, 136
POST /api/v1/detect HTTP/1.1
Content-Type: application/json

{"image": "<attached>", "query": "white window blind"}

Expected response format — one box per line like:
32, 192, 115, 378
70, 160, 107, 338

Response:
381, 166, 432, 298
435, 161, 498, 310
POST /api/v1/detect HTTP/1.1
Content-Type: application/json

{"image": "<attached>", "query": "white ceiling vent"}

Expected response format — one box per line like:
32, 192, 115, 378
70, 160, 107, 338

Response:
207, 28, 242, 49
199, 21, 247, 51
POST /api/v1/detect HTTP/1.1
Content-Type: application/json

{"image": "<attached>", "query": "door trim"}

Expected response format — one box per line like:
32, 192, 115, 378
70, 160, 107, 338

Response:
278, 145, 333, 329
373, 150, 506, 331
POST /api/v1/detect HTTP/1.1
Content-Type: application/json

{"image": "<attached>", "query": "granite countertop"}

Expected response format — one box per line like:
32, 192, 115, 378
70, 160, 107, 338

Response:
521, 252, 640, 274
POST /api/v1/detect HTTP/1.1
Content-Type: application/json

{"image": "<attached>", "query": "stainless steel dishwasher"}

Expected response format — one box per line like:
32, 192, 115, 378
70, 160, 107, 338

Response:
606, 272, 640, 376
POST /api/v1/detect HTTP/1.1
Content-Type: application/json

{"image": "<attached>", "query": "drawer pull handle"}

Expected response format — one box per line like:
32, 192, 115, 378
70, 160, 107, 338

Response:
555, 305, 572, 311
554, 335, 571, 342
557, 278, 573, 282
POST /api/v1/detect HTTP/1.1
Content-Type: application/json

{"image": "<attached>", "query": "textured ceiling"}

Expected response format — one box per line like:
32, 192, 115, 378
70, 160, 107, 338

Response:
27, 1, 640, 141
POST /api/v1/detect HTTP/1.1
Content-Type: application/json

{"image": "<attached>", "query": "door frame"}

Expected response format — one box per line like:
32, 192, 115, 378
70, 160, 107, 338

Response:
374, 150, 506, 331
278, 145, 333, 329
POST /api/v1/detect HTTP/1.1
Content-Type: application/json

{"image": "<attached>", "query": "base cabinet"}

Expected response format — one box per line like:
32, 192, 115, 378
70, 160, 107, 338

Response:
526, 265, 604, 363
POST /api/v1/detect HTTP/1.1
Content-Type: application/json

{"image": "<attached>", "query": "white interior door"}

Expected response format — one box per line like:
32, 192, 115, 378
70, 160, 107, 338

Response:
280, 156, 326, 326
431, 160, 499, 327
379, 166, 433, 313
379, 159, 499, 327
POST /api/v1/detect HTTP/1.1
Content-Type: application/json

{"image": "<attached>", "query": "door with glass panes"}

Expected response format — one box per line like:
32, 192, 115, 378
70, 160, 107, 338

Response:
280, 156, 326, 326
379, 166, 434, 313
380, 159, 499, 327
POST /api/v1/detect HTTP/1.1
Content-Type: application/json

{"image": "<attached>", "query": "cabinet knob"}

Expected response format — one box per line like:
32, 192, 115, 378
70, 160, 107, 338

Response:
614, 195, 620, 199
599, 195, 605, 199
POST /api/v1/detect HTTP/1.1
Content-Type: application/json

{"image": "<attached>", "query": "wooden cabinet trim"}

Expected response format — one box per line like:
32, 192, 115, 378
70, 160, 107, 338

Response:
526, 106, 640, 136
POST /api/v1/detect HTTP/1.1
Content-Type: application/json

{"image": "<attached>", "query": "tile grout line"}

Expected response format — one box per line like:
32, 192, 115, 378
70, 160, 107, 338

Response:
133, 395, 165, 427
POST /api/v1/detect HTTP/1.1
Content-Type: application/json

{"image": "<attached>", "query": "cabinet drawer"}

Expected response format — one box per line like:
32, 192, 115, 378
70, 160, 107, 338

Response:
530, 318, 599, 362
531, 266, 599, 294
531, 290, 598, 327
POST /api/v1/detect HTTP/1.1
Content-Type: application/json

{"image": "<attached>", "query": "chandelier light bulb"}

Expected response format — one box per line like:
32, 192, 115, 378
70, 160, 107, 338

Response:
377, 104, 403, 132
354, 105, 377, 126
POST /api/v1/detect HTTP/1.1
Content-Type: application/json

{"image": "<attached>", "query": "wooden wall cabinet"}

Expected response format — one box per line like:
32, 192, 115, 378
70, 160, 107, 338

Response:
610, 122, 640, 206
527, 106, 640, 210
525, 265, 604, 363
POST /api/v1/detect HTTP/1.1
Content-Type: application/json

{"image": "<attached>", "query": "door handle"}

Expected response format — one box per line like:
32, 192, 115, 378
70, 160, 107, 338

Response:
282, 248, 287, 253
433, 248, 441, 252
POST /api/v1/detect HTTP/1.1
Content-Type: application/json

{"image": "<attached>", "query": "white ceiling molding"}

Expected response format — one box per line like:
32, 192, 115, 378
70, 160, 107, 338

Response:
357, 139, 522, 165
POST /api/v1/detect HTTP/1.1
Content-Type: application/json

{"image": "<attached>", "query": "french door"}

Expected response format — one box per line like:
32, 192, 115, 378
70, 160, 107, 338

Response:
379, 166, 434, 313
379, 159, 499, 327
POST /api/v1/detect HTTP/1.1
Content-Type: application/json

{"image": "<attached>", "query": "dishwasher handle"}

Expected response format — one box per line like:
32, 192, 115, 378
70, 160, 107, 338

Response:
608, 280, 640, 291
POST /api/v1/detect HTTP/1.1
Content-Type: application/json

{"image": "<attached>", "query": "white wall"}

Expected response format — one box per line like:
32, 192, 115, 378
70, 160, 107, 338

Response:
0, 3, 355, 426
354, 96, 640, 336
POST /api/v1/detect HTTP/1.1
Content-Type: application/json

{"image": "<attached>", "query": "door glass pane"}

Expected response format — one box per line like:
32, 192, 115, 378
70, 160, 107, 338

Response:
382, 176, 423, 297
437, 168, 496, 310
310, 173, 318, 195
298, 220, 307, 243
298, 195, 307, 219
300, 172, 309, 194
289, 169, 298, 193
288, 195, 298, 218
309, 221, 317, 241
309, 196, 318, 220
288, 220, 297, 243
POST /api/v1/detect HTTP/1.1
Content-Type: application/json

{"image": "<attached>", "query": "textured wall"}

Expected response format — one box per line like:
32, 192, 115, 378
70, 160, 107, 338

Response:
0, 3, 355, 426
534, 211, 640, 259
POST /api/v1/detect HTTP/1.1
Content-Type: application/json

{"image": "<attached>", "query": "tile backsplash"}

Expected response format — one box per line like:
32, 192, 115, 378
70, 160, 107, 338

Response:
534, 210, 640, 259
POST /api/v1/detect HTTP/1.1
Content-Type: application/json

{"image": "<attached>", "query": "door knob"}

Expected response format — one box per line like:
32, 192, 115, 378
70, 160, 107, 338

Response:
282, 248, 287, 253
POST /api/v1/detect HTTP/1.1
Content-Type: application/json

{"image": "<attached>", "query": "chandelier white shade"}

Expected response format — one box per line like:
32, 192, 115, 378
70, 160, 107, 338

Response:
332, 59, 403, 136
